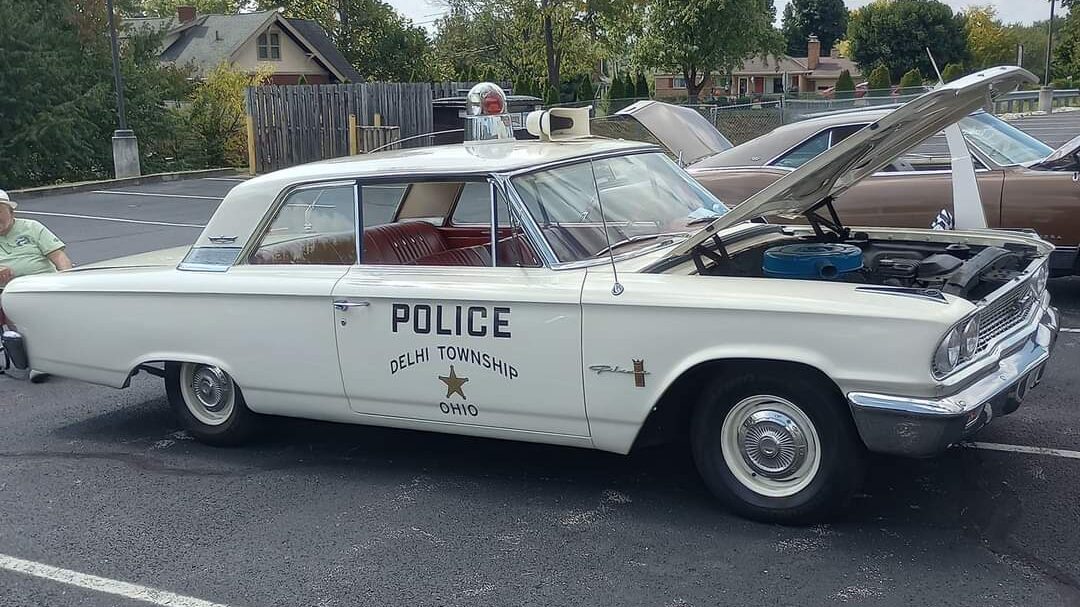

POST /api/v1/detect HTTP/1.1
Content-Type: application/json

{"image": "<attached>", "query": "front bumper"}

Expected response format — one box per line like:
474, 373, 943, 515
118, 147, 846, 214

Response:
847, 303, 1059, 457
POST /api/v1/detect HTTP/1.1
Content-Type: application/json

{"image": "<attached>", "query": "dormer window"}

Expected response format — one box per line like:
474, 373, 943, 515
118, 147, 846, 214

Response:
257, 32, 281, 60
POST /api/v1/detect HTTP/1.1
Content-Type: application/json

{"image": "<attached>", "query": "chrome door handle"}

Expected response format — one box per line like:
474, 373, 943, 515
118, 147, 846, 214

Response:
333, 300, 370, 311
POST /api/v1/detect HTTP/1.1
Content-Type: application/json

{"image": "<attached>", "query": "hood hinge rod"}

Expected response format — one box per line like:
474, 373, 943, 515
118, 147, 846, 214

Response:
805, 196, 850, 241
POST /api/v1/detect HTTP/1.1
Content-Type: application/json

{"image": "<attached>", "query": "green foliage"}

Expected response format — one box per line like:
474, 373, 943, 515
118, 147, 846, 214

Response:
0, 0, 196, 187
834, 69, 855, 99
269, 0, 434, 81
781, 0, 848, 56
847, 0, 967, 82
634, 73, 649, 98
180, 63, 273, 169
610, 73, 625, 99
1054, 8, 1080, 83
120, 0, 246, 16
965, 6, 1020, 71
579, 74, 595, 102
543, 85, 561, 106
1007, 17, 1066, 85
867, 65, 891, 96
942, 63, 964, 83
898, 68, 923, 93
636, 0, 782, 103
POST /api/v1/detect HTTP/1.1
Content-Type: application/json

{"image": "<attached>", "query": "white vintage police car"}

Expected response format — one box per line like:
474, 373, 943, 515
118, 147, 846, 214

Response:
1, 67, 1059, 522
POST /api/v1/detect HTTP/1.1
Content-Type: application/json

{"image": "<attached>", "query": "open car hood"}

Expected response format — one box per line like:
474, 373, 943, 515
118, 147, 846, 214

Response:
1033, 133, 1080, 171
666, 66, 1037, 258
591, 100, 733, 166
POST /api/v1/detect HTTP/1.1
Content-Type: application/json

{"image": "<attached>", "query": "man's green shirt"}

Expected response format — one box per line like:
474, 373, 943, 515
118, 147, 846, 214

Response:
0, 218, 65, 279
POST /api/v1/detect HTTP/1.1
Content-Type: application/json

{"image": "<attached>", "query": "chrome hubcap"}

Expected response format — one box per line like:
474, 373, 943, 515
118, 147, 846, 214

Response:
180, 363, 236, 426
739, 410, 808, 478
192, 366, 232, 412
720, 395, 821, 498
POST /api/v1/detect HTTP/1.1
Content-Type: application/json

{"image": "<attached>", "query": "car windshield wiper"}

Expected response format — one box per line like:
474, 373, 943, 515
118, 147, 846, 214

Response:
594, 233, 683, 257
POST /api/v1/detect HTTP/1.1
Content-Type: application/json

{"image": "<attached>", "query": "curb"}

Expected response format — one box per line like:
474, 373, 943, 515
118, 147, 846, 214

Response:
10, 168, 245, 200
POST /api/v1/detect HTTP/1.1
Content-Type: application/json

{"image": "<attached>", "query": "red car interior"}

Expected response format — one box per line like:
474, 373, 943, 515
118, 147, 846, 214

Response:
251, 221, 540, 268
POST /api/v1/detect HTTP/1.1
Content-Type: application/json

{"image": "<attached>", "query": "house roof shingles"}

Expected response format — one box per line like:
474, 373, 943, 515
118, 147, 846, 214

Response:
285, 19, 362, 83
732, 54, 860, 78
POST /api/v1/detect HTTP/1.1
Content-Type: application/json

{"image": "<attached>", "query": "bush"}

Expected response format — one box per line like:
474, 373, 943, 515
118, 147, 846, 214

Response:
609, 73, 625, 99
898, 68, 923, 94
835, 69, 855, 99
867, 65, 891, 96
942, 63, 964, 83
578, 74, 595, 102
543, 85, 561, 106
635, 73, 650, 98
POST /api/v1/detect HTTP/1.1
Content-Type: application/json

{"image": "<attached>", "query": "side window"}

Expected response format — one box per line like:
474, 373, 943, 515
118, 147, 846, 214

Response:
770, 125, 866, 170
772, 130, 830, 168
450, 182, 511, 226
885, 134, 988, 173
358, 180, 541, 268
249, 184, 357, 265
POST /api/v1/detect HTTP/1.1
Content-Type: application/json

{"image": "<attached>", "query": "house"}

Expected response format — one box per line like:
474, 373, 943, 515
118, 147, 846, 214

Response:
128, 6, 362, 84
653, 36, 861, 100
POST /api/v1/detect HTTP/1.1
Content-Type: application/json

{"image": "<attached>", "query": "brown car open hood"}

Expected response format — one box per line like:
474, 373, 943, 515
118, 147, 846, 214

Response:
666, 66, 1038, 258
591, 100, 733, 166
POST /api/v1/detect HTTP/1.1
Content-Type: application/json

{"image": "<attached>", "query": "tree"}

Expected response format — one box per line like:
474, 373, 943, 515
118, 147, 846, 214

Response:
898, 68, 923, 94
610, 72, 625, 99
635, 72, 649, 98
965, 6, 1020, 71
942, 62, 964, 82
579, 74, 595, 101
637, 0, 782, 103
121, 0, 246, 16
835, 69, 855, 99
1054, 7, 1080, 83
266, 0, 434, 81
866, 65, 891, 96
543, 84, 561, 106
847, 0, 967, 82
781, 0, 848, 56
182, 63, 274, 168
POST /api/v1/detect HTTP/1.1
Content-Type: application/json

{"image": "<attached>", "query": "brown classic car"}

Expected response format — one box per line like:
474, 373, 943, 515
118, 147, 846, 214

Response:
679, 107, 1080, 275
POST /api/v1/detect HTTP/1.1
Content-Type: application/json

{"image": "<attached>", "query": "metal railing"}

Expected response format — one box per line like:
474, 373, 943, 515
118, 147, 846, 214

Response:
994, 89, 1080, 114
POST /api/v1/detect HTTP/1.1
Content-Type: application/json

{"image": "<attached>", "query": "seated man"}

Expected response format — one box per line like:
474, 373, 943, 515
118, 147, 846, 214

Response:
0, 189, 72, 382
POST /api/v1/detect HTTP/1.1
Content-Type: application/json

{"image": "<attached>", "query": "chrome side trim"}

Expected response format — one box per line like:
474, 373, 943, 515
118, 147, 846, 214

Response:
854, 286, 949, 303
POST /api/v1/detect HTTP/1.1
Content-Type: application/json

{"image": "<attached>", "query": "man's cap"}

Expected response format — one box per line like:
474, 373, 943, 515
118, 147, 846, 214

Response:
0, 190, 15, 210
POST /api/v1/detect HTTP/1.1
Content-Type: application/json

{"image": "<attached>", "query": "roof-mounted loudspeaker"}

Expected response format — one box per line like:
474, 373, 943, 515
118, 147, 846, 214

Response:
526, 106, 592, 141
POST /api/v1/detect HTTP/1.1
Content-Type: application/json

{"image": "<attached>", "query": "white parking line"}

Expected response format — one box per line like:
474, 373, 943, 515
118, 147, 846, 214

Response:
17, 210, 204, 229
93, 190, 224, 201
963, 442, 1080, 460
0, 553, 235, 607
1060, 328, 1080, 333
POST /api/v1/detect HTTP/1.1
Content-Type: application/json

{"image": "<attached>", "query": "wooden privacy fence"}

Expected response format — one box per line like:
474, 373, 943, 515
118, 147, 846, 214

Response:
245, 82, 432, 174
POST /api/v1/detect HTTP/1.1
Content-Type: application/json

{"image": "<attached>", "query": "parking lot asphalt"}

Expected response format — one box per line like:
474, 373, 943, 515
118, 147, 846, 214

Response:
1, 112, 1080, 606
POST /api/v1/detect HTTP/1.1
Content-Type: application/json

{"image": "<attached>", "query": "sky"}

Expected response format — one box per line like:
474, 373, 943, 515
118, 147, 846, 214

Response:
385, 0, 1067, 32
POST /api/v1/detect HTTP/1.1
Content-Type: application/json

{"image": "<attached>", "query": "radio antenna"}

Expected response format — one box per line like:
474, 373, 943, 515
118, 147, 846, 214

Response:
589, 161, 624, 296
926, 47, 944, 85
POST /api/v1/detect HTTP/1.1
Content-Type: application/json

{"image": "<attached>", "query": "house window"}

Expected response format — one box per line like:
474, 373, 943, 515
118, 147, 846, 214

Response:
257, 32, 281, 60
672, 77, 687, 89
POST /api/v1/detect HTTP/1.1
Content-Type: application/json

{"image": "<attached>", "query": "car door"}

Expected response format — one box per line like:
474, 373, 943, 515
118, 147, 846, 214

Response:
330, 178, 590, 439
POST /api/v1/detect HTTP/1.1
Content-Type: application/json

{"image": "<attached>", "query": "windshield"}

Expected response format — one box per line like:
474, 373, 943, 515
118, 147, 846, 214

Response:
960, 112, 1053, 166
511, 152, 729, 263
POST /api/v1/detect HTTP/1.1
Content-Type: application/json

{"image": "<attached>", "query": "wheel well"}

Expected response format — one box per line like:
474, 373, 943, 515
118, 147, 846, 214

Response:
629, 358, 844, 452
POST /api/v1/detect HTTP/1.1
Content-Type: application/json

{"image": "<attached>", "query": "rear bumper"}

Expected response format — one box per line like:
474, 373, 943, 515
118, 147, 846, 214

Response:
847, 303, 1059, 457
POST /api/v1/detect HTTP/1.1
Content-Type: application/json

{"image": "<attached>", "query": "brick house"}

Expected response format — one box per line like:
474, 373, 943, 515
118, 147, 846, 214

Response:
129, 6, 362, 85
654, 36, 861, 100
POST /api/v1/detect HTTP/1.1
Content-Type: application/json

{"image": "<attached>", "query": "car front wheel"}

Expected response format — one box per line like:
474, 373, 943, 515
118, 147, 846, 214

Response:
165, 362, 259, 445
690, 368, 866, 524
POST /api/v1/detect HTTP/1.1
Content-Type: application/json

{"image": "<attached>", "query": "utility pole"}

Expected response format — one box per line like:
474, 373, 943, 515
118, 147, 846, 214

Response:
1046, 0, 1057, 85
106, 0, 141, 178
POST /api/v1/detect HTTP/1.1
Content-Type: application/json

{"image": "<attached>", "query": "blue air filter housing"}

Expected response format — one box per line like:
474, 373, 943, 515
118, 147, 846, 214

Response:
763, 243, 863, 279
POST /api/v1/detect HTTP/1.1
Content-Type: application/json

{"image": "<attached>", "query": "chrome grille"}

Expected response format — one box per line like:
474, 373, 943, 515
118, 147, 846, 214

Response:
976, 282, 1037, 353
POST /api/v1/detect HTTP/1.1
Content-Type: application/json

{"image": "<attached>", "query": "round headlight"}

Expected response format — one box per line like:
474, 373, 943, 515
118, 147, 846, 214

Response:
960, 317, 980, 359
934, 326, 963, 374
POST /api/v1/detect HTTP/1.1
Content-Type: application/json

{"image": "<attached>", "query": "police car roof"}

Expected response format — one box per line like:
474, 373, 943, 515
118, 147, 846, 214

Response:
246, 137, 659, 187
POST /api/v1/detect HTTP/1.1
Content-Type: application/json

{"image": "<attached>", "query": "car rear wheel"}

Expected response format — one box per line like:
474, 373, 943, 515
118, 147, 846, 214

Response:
165, 362, 259, 445
690, 368, 865, 524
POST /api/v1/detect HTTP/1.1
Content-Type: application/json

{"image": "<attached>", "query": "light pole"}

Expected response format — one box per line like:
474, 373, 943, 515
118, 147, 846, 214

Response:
106, 0, 141, 178
1046, 0, 1057, 84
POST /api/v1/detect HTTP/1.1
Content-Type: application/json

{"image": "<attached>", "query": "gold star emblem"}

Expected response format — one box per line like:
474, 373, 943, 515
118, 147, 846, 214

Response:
438, 365, 469, 399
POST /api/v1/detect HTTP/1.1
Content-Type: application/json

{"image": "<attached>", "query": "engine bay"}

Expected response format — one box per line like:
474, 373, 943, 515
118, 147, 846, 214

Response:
699, 230, 1041, 301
